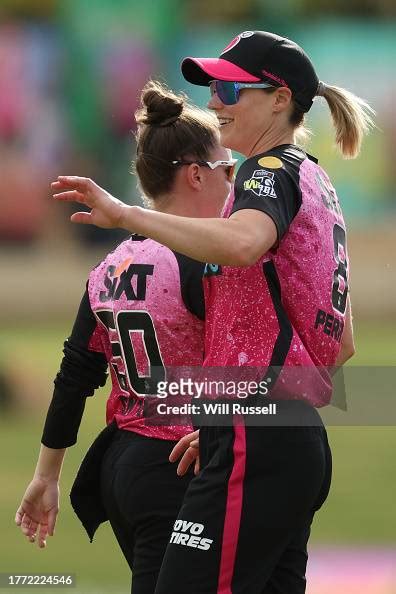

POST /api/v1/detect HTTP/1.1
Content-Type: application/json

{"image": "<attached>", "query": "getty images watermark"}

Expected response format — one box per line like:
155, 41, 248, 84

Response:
156, 377, 270, 398
154, 377, 277, 417
141, 365, 335, 427
139, 366, 396, 427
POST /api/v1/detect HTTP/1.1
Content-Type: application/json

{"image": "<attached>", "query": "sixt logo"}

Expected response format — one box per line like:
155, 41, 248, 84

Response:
99, 259, 154, 302
169, 520, 213, 551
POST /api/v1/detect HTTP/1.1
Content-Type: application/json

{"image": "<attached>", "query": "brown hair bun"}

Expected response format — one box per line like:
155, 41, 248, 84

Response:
137, 81, 184, 127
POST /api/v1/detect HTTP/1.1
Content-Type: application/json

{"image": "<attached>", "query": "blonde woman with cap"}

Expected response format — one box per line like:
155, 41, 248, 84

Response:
50, 31, 374, 594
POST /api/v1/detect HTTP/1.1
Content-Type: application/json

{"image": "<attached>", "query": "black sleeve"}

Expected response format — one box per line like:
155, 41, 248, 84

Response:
41, 288, 108, 449
231, 155, 302, 241
173, 252, 206, 321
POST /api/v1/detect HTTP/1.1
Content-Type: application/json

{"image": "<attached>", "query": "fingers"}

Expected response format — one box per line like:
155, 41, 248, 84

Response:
47, 508, 58, 537
15, 506, 24, 526
20, 514, 36, 537
28, 520, 39, 537
16, 507, 48, 546
53, 191, 87, 203
169, 430, 199, 462
26, 524, 38, 545
51, 176, 125, 230
21, 518, 51, 548
37, 522, 48, 548
51, 176, 95, 192
176, 447, 199, 476
70, 212, 93, 225
169, 435, 192, 462
24, 523, 47, 548
194, 455, 200, 475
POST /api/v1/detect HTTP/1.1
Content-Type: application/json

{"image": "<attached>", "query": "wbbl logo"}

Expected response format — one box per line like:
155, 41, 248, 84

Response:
170, 520, 213, 551
243, 169, 277, 198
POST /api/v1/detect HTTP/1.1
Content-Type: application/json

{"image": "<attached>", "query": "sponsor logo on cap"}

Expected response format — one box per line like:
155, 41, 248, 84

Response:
243, 169, 277, 198
261, 70, 288, 87
221, 31, 255, 55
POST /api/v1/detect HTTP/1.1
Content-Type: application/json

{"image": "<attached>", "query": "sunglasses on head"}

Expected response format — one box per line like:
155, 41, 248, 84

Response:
209, 80, 275, 105
172, 158, 238, 180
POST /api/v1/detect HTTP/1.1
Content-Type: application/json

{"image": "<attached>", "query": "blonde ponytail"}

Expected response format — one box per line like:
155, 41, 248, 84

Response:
320, 84, 375, 159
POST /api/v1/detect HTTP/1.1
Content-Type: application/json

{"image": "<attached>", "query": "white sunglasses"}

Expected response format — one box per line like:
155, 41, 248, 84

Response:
172, 158, 238, 179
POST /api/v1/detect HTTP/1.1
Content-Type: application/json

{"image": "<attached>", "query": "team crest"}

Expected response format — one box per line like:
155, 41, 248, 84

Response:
221, 31, 254, 54
243, 170, 277, 198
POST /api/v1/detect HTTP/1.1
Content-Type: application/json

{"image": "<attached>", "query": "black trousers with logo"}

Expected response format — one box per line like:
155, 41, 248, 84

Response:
100, 430, 193, 594
155, 403, 332, 594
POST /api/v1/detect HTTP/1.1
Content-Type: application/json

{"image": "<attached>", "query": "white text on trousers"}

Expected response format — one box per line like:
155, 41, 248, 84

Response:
170, 520, 213, 551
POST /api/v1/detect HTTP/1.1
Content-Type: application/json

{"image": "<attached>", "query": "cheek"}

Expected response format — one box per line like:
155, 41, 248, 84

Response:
238, 110, 258, 132
215, 179, 231, 213
222, 180, 232, 202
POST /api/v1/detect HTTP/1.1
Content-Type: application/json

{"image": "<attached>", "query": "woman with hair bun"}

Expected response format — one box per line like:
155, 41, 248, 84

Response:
15, 80, 235, 594
50, 31, 374, 594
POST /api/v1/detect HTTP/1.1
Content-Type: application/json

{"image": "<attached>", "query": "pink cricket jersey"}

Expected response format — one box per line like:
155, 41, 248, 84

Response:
87, 235, 205, 439
203, 145, 349, 406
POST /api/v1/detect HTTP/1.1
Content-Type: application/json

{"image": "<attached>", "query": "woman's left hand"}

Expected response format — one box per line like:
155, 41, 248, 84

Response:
15, 477, 60, 548
170, 430, 200, 476
51, 176, 130, 229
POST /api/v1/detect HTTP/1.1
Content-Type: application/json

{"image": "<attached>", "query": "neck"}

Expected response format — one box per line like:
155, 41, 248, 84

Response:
152, 192, 201, 217
246, 127, 296, 158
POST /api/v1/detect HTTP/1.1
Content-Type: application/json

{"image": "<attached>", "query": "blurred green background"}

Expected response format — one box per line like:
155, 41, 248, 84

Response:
0, 0, 395, 593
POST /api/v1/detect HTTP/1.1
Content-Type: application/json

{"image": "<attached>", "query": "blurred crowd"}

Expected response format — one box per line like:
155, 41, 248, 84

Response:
0, 8, 158, 245
1, 0, 395, 248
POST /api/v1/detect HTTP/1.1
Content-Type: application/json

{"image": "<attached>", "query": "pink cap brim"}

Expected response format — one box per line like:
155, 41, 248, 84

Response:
181, 57, 261, 86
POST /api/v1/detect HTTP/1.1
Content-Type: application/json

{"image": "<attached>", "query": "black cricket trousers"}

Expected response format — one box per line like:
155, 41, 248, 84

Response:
155, 403, 332, 594
100, 429, 193, 594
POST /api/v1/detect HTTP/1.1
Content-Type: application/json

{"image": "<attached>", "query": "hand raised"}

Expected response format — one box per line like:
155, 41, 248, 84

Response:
51, 176, 129, 229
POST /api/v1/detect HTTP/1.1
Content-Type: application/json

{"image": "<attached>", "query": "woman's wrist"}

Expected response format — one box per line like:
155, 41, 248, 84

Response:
33, 445, 66, 482
118, 204, 145, 232
33, 472, 60, 483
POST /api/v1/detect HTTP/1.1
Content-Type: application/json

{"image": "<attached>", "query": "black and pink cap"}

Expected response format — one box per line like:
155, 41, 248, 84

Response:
181, 31, 320, 112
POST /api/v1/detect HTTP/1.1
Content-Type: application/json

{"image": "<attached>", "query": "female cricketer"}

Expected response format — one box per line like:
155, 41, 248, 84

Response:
49, 31, 373, 594
15, 81, 235, 594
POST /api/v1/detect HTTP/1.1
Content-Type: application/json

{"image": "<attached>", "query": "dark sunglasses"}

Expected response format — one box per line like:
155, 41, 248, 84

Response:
209, 80, 275, 105
172, 158, 238, 180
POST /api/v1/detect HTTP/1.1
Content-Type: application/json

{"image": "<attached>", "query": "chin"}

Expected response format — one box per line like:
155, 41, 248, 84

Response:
219, 128, 242, 154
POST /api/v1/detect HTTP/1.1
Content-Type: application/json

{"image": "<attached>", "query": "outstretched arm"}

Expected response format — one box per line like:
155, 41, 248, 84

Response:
51, 177, 277, 267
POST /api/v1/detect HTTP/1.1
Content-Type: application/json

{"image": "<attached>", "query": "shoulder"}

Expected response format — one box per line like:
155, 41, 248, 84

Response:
235, 145, 308, 194
232, 145, 311, 241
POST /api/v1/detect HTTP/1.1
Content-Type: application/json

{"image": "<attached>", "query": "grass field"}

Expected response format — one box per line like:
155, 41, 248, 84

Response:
0, 319, 395, 593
